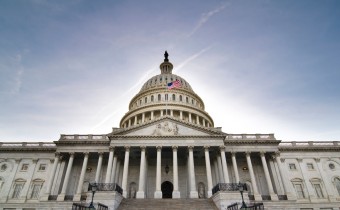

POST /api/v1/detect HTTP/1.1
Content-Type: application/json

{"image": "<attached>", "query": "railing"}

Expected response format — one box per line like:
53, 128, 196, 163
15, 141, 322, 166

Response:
72, 202, 108, 210
0, 142, 56, 148
261, 195, 271, 200
48, 195, 58, 200
60, 135, 108, 141
225, 134, 276, 140
228, 202, 264, 210
278, 195, 288, 200
88, 183, 123, 195
65, 195, 74, 201
279, 141, 339, 147
212, 183, 247, 194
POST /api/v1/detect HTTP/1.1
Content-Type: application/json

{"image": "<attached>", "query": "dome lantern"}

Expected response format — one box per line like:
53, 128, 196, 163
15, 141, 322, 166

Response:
160, 51, 173, 74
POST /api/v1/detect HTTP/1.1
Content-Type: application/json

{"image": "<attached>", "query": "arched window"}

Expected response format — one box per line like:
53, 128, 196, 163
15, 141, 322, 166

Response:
186, 97, 189, 103
335, 177, 340, 195
192, 99, 194, 104
12, 178, 26, 199
139, 100, 142, 105
291, 178, 305, 199
165, 94, 168, 101
151, 95, 154, 102
145, 97, 147, 103
172, 94, 175, 101
30, 179, 44, 199
158, 94, 161, 101
179, 95, 182, 101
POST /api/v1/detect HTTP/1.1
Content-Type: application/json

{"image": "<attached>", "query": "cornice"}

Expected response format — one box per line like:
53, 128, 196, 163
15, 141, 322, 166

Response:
109, 135, 225, 140
224, 140, 280, 145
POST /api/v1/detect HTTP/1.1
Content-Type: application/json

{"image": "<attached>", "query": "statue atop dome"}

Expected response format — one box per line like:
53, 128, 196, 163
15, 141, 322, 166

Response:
164, 51, 169, 62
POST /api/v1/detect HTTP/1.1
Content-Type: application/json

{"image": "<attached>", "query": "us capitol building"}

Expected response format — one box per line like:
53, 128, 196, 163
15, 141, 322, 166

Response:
0, 52, 339, 210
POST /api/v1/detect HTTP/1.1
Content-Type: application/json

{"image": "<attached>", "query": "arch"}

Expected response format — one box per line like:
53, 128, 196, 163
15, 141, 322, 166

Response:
333, 177, 340, 195
151, 95, 154, 102
179, 95, 182, 101
158, 94, 161, 101
129, 182, 137, 198
198, 182, 206, 198
161, 181, 173, 198
144, 97, 147, 103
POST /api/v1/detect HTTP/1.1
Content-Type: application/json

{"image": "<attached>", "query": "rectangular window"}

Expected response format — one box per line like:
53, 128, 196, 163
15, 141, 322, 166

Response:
289, 163, 296, 170
38, 164, 46, 171
31, 184, 41, 199
307, 163, 314, 170
313, 184, 324, 198
295, 184, 305, 199
21, 164, 29, 171
12, 183, 24, 198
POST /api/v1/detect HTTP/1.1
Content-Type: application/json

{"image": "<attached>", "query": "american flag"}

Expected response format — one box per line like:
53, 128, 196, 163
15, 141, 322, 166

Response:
167, 80, 181, 90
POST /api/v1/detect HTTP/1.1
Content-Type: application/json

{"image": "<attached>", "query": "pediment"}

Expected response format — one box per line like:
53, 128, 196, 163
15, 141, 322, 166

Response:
109, 117, 225, 137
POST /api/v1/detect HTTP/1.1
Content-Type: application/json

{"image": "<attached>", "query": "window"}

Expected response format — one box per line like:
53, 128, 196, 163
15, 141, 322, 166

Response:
144, 97, 147, 103
186, 97, 189, 103
179, 95, 182, 101
192, 99, 194, 104
1, 164, 7, 171
313, 184, 324, 198
165, 94, 168, 101
158, 94, 161, 101
21, 164, 29, 171
172, 94, 175, 101
38, 164, 46, 171
12, 183, 24, 198
151, 95, 154, 102
307, 163, 314, 170
289, 163, 296, 170
335, 177, 340, 195
294, 183, 305, 199
31, 184, 42, 199
139, 100, 142, 105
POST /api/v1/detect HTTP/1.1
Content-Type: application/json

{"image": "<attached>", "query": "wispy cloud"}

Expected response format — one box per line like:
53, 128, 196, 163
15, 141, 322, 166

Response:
187, 2, 229, 37
175, 45, 213, 73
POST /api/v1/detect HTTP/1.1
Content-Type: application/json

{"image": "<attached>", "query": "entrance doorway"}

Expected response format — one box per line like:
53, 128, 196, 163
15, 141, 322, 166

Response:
161, 181, 173, 198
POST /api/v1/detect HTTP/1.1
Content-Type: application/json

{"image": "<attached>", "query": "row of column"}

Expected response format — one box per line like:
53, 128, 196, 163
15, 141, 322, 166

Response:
44, 147, 290, 201
124, 110, 211, 128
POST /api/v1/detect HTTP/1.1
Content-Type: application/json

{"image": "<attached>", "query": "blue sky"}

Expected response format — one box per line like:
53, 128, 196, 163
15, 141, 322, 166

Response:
0, 0, 339, 142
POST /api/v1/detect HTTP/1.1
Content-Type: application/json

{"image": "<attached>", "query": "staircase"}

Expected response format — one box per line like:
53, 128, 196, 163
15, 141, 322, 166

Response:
117, 198, 219, 210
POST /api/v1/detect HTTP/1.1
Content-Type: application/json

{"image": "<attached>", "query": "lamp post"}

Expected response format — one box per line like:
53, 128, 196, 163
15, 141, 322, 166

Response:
89, 183, 97, 209
238, 182, 247, 209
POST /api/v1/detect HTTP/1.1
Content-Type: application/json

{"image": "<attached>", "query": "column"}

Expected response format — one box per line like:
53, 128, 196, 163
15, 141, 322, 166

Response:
180, 111, 183, 120
203, 119, 206, 127
137, 146, 146, 198
274, 152, 295, 200
160, 110, 163, 117
42, 152, 60, 200
260, 152, 278, 200
110, 155, 118, 183
170, 109, 173, 117
105, 147, 115, 183
245, 152, 261, 200
189, 113, 192, 123
57, 152, 75, 201
128, 119, 131, 127
74, 152, 89, 201
314, 158, 334, 201
204, 146, 213, 197
154, 146, 162, 198
213, 159, 220, 184
188, 146, 198, 198
142, 113, 145, 123
220, 146, 230, 183
196, 115, 199, 125
134, 116, 137, 125
231, 152, 240, 183
114, 160, 121, 184
121, 146, 130, 198
217, 155, 224, 183
172, 146, 180, 198
95, 152, 103, 183
151, 111, 154, 120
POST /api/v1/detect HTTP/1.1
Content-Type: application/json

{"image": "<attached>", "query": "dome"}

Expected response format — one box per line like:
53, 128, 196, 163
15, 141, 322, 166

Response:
120, 51, 214, 129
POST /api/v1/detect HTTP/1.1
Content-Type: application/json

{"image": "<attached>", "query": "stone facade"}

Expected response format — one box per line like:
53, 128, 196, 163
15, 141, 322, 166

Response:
0, 53, 339, 210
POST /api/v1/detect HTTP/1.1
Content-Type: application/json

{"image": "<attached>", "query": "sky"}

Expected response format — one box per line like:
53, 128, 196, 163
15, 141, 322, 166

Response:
0, 0, 340, 142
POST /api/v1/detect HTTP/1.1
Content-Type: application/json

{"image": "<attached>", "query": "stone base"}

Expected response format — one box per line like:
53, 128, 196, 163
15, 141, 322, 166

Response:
86, 191, 123, 210
154, 191, 162, 199
190, 191, 198, 198
56, 194, 65, 201
212, 191, 250, 210
270, 194, 279, 201
136, 191, 145, 199
172, 191, 180, 198
73, 194, 81, 201
286, 192, 297, 201
254, 194, 262, 201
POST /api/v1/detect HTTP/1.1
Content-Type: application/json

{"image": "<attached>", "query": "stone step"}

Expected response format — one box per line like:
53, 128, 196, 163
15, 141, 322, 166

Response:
117, 198, 219, 210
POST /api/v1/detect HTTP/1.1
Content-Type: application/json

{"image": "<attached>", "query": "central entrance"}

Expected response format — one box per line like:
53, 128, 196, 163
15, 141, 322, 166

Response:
161, 181, 173, 198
